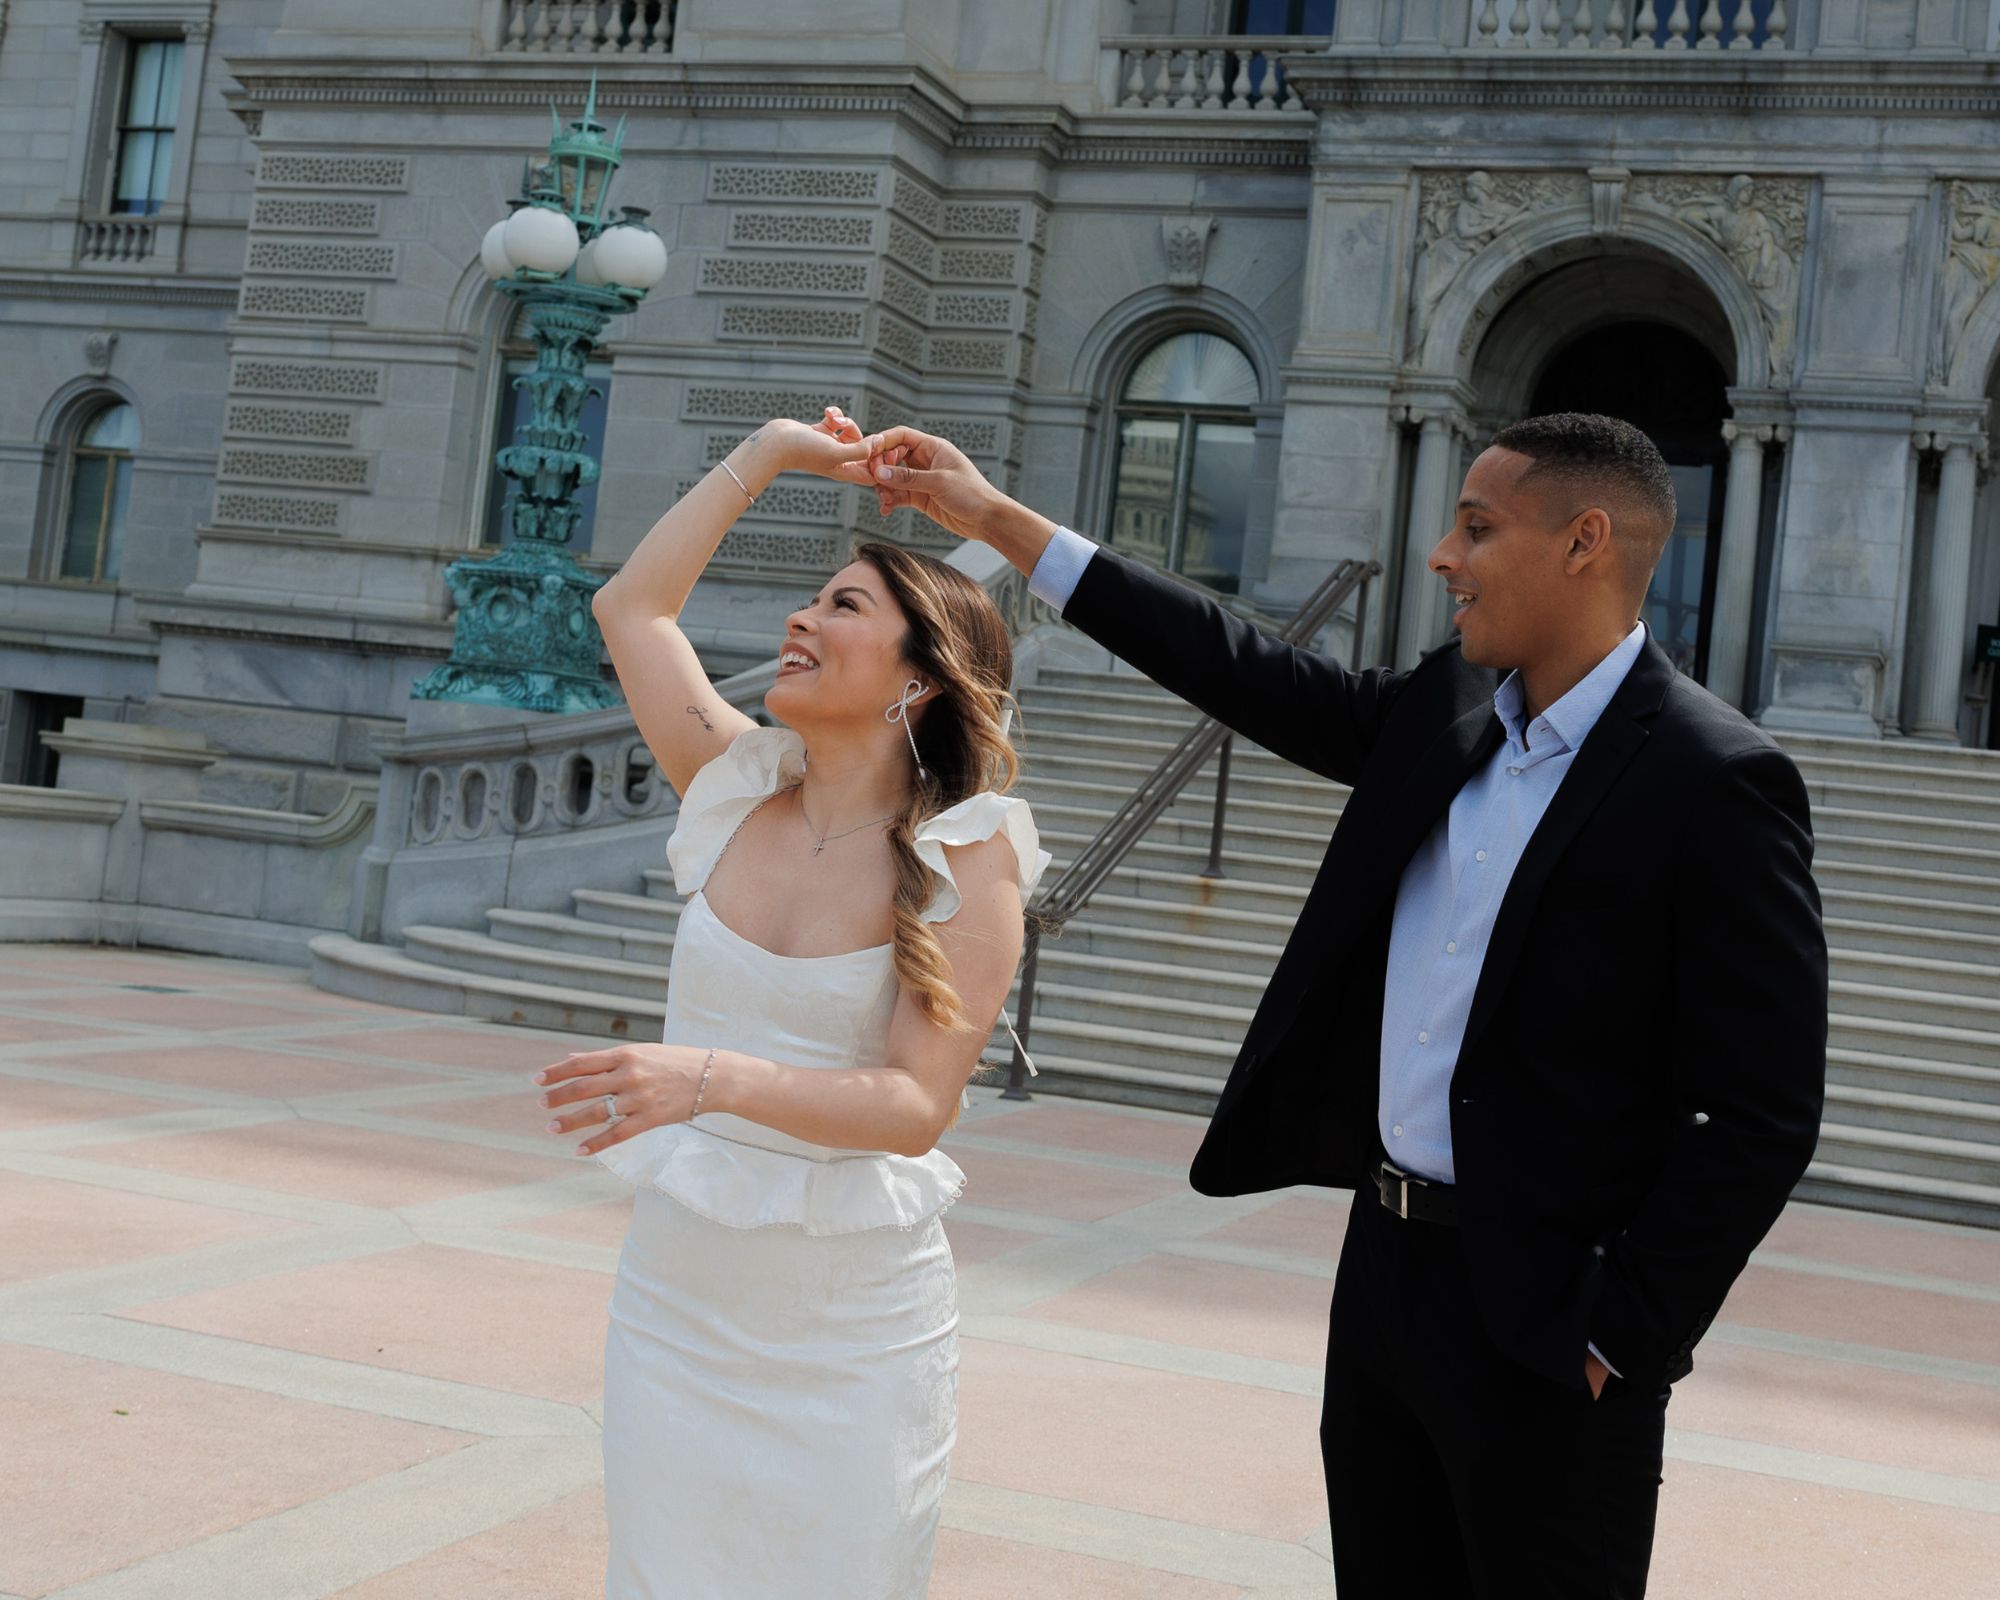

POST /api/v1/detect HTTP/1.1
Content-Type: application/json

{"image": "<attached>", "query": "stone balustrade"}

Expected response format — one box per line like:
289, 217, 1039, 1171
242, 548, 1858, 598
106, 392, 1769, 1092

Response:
76, 218, 156, 264
1470, 0, 1785, 49
497, 1, 675, 54
1107, 37, 1313, 113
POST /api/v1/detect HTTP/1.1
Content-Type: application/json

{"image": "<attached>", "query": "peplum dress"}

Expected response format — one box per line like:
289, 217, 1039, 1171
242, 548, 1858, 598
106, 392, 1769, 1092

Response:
591, 724, 1049, 1600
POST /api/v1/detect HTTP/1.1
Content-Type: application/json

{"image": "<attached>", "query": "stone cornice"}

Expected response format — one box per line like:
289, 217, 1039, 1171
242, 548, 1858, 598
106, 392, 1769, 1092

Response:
1284, 53, 2000, 117
0, 271, 236, 309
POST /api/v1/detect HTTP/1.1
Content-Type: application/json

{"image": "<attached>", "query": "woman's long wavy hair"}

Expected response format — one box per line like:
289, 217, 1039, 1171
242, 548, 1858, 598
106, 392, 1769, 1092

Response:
852, 540, 1023, 1035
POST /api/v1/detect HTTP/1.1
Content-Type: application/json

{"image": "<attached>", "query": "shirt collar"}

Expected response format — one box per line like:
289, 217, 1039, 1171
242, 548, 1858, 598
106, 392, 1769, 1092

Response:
1492, 621, 1648, 756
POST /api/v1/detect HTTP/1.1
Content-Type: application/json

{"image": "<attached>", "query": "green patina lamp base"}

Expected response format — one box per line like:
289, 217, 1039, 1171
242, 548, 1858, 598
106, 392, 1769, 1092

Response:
412, 538, 623, 716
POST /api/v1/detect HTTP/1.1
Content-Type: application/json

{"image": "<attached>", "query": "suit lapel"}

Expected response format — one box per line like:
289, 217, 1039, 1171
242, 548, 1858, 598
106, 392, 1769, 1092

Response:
1457, 638, 1676, 1059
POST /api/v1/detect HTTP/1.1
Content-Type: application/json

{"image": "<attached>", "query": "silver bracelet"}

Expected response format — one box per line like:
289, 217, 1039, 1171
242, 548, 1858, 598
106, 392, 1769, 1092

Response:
718, 460, 756, 507
691, 1046, 717, 1119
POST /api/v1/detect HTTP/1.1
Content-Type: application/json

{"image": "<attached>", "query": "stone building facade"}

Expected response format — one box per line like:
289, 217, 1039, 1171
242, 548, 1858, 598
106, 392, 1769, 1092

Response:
6, 0, 2000, 830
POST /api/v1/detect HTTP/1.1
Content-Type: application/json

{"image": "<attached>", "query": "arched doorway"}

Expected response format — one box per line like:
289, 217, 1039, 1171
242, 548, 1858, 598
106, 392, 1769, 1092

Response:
1529, 322, 1730, 680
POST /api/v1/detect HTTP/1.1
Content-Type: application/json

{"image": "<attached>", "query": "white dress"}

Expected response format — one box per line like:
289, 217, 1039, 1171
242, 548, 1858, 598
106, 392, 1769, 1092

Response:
592, 725, 1050, 1600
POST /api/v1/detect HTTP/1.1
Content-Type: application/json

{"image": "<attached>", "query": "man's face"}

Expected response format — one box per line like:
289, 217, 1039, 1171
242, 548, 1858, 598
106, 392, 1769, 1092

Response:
1426, 446, 1579, 671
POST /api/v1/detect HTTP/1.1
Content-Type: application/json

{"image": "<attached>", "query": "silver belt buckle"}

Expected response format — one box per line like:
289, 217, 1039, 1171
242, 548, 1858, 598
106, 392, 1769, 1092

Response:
1379, 1160, 1412, 1219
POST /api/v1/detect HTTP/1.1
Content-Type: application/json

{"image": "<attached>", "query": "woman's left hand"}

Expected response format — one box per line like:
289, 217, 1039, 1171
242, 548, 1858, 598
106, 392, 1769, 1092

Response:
534, 1044, 712, 1155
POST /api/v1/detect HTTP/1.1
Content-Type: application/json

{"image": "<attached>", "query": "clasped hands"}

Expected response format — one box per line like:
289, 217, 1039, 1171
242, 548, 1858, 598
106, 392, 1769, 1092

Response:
743, 407, 1003, 541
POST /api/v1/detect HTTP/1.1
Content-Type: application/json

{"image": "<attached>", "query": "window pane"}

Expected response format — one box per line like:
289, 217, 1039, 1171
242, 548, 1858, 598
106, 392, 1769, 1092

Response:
1182, 422, 1256, 595
83, 404, 140, 450
150, 130, 175, 203
1644, 464, 1714, 676
126, 40, 165, 124
101, 458, 133, 582
1108, 418, 1181, 568
114, 130, 156, 211
154, 41, 184, 126
61, 456, 110, 579
485, 361, 612, 553
1122, 332, 1259, 408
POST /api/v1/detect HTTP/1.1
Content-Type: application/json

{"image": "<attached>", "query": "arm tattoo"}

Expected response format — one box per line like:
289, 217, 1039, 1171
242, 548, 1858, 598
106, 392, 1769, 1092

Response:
686, 704, 716, 732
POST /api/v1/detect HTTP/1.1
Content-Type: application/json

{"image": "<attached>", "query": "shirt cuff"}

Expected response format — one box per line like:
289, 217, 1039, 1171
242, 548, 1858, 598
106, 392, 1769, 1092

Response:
1586, 1341, 1622, 1380
1026, 524, 1098, 612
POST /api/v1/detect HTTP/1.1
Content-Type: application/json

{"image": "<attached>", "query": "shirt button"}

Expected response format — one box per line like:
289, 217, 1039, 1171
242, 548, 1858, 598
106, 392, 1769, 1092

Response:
1475, 850, 1488, 862
1446, 941, 1457, 954
1392, 1124, 1404, 1138
1509, 766, 1522, 776
1418, 1031, 1430, 1044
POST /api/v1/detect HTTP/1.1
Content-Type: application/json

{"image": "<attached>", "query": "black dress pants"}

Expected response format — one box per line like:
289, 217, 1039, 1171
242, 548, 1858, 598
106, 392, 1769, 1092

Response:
1320, 1188, 1670, 1598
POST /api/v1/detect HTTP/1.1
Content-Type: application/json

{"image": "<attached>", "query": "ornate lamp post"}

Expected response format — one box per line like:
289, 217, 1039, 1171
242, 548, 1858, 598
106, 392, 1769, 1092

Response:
414, 76, 668, 714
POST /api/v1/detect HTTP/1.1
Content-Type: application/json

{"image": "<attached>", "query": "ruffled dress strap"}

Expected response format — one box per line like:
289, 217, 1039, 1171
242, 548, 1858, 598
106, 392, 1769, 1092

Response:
911, 791, 1054, 1078
665, 724, 807, 896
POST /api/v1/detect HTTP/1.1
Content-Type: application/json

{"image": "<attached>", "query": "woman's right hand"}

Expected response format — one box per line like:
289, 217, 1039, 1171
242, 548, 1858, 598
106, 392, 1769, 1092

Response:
732, 414, 873, 486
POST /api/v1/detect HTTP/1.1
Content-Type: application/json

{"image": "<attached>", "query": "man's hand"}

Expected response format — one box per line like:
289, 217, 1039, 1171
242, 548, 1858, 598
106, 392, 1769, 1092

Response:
1585, 1351, 1610, 1401
841, 426, 1006, 543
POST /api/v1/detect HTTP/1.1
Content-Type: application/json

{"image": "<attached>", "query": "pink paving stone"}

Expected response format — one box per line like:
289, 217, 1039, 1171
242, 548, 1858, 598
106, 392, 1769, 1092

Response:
1668, 1340, 2000, 1485
324, 1483, 607, 1600
931, 1527, 1250, 1600
943, 1216, 1049, 1268
63, 1116, 581, 1208
0, 1012, 126, 1045
1204, 1191, 1350, 1262
341, 1024, 585, 1072
211, 982, 421, 1018
120, 1241, 614, 1404
0, 1170, 303, 1286
953, 1337, 1327, 1543
1716, 1262, 2000, 1368
25, 1042, 460, 1099
57, 990, 329, 1031
376, 1086, 576, 1142
0, 1076, 190, 1130
1022, 1252, 1332, 1371
0, 1341, 475, 1598
967, 1100, 1209, 1167
1761, 1205, 2000, 1292
509, 1196, 636, 1251
948, 1145, 1185, 1223
1650, 1459, 2000, 1599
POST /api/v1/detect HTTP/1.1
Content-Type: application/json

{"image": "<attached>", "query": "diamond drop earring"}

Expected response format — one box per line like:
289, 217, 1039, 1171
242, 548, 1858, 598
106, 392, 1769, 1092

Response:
887, 679, 927, 783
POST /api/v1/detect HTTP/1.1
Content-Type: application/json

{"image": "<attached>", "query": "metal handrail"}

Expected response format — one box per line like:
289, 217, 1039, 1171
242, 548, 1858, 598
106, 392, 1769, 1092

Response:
1001, 557, 1382, 1098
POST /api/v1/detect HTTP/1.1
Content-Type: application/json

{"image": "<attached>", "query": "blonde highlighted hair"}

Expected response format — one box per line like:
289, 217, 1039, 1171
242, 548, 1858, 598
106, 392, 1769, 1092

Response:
852, 540, 1023, 1034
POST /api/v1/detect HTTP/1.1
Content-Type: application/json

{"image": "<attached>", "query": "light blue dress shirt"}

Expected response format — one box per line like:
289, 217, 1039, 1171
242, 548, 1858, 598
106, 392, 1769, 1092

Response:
1026, 529, 1645, 1378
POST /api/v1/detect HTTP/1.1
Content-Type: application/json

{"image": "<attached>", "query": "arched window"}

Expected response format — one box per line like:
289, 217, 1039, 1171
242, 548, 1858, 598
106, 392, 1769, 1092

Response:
482, 309, 613, 552
1105, 331, 1259, 595
58, 402, 139, 583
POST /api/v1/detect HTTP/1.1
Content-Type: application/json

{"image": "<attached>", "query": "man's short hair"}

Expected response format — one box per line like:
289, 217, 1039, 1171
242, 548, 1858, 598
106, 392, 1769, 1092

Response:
1488, 412, 1677, 579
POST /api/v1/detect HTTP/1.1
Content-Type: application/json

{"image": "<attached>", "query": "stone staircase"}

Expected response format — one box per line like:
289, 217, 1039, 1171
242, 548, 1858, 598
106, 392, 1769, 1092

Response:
312, 662, 2000, 1229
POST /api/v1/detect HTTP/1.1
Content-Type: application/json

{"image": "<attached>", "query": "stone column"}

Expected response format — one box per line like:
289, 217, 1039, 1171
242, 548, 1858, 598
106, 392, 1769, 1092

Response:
1705, 420, 1777, 708
1396, 411, 1462, 667
1911, 433, 1984, 742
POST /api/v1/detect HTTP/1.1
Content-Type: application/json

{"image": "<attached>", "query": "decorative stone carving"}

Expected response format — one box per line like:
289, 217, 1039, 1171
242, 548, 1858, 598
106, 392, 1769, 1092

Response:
718, 305, 866, 342
1161, 214, 1216, 289
1588, 166, 1631, 235
698, 256, 869, 297
229, 359, 383, 401
941, 203, 1022, 238
1411, 171, 1577, 344
239, 283, 369, 321
932, 292, 1013, 328
681, 385, 857, 423
257, 154, 408, 191
213, 492, 342, 531
219, 447, 372, 490
885, 219, 937, 276
1636, 173, 1805, 382
250, 197, 381, 233
710, 165, 880, 202
1933, 181, 2000, 382
938, 248, 1014, 283
83, 331, 116, 375
224, 403, 355, 445
727, 211, 875, 250
244, 240, 398, 278
889, 175, 942, 232
878, 266, 930, 322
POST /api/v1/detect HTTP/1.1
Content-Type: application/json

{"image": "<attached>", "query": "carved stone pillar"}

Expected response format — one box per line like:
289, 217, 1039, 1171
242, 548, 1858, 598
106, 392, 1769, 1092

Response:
1706, 418, 1784, 708
1911, 432, 1984, 742
1395, 410, 1466, 666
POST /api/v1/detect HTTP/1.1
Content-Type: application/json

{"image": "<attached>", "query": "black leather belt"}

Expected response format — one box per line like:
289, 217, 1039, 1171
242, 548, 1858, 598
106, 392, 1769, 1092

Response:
1372, 1159, 1460, 1226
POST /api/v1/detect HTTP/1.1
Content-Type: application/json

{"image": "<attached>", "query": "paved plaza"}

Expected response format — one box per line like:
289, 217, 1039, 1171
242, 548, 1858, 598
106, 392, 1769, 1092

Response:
0, 943, 1995, 1598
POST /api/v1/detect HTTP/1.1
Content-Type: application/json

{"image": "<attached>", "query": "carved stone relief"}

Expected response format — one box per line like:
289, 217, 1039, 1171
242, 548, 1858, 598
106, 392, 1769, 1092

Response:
1632, 173, 1806, 383
1410, 171, 1585, 346
1161, 215, 1215, 289
1933, 181, 2000, 383
83, 332, 116, 376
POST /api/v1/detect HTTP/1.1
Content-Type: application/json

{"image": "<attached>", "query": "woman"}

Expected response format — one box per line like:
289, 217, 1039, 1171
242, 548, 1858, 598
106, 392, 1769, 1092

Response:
531, 407, 1049, 1599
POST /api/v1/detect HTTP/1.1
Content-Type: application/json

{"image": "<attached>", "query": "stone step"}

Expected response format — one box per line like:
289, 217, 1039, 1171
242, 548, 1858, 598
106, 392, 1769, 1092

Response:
1811, 856, 2000, 908
1022, 681, 1208, 719
1019, 746, 1345, 809
1824, 1045, 2000, 1106
1797, 764, 2000, 816
1809, 1120, 2000, 1190
1819, 886, 2000, 939
488, 906, 674, 965
1812, 804, 2000, 854
1776, 731, 2000, 776
403, 924, 671, 1004
1823, 915, 2000, 967
1828, 1011, 2000, 1072
1029, 799, 1333, 866
1824, 1082, 2000, 1143
1020, 769, 1343, 830
1793, 1160, 2000, 1230
1830, 945, 2000, 999
1827, 976, 2000, 1035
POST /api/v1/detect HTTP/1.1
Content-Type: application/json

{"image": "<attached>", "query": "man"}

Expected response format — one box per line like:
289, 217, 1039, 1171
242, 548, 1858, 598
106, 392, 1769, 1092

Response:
852, 412, 1828, 1597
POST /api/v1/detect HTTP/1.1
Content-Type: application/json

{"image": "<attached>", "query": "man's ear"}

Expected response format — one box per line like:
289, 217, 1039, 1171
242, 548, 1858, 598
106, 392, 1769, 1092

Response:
1566, 506, 1615, 573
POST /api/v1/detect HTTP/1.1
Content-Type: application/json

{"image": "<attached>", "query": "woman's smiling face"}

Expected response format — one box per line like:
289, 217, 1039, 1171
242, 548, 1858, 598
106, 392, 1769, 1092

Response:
765, 559, 925, 728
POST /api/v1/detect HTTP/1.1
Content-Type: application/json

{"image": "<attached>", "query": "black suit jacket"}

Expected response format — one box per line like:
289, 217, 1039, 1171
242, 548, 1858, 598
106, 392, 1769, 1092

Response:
1057, 548, 1828, 1393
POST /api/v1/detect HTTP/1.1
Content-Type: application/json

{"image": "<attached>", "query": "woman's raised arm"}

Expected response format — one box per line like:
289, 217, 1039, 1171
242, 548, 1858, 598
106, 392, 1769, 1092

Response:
593, 412, 873, 797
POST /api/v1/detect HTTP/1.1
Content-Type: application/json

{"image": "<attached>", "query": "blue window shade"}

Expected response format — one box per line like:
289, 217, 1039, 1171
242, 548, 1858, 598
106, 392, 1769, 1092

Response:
484, 358, 613, 553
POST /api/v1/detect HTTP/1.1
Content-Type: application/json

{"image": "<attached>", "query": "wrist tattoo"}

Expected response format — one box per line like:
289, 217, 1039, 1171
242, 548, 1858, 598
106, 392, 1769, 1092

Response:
686, 704, 716, 732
